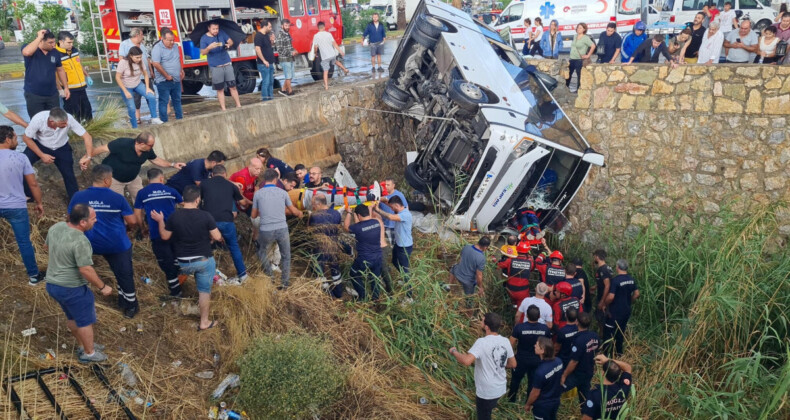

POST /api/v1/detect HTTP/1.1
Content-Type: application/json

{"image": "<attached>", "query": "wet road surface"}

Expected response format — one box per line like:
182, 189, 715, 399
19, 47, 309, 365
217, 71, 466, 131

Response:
0, 39, 399, 129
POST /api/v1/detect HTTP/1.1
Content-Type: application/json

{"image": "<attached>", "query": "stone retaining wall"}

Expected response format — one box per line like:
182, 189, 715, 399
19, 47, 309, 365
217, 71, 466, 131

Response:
526, 60, 790, 240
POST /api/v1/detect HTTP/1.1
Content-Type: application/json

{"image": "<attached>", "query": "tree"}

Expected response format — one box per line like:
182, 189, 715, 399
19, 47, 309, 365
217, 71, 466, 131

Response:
22, 3, 69, 42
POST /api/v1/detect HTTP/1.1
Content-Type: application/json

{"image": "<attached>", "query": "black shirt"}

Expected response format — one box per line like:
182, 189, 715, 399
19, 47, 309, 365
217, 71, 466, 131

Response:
165, 208, 217, 258
306, 176, 338, 189
199, 176, 243, 223
511, 322, 551, 360
101, 138, 157, 183
595, 264, 614, 303
685, 25, 707, 58
597, 32, 622, 63
254, 31, 276, 65
575, 268, 591, 309
608, 274, 639, 320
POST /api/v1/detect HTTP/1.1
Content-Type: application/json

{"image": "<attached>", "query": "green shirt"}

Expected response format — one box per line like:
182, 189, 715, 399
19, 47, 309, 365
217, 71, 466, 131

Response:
570, 35, 594, 60
45, 222, 94, 288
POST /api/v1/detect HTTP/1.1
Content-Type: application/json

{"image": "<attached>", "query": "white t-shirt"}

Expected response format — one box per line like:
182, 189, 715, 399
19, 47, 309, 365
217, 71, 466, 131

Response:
719, 10, 737, 33
313, 31, 337, 61
24, 111, 87, 150
532, 25, 544, 42
518, 296, 553, 325
467, 334, 514, 400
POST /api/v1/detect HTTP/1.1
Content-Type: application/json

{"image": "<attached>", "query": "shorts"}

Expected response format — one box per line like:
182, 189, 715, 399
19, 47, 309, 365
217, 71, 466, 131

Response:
369, 41, 384, 57
46, 283, 97, 328
281, 61, 295, 80
211, 65, 236, 91
451, 264, 477, 295
321, 57, 335, 71
177, 257, 216, 293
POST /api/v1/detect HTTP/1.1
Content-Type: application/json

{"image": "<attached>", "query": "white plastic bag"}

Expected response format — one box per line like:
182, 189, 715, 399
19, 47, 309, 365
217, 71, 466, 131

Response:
362, 37, 369, 46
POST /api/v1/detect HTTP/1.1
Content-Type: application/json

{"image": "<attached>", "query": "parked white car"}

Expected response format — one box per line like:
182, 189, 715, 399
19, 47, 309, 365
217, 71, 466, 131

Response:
644, 0, 778, 32
383, 0, 604, 234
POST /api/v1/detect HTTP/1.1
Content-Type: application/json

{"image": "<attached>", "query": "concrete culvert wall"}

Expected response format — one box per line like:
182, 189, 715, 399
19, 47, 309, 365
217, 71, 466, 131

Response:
145, 80, 418, 180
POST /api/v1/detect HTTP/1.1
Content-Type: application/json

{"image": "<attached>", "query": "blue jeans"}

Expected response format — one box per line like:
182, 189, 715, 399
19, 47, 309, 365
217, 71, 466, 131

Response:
216, 221, 246, 277
0, 208, 38, 277
393, 245, 413, 297
257, 63, 274, 101
121, 82, 157, 127
156, 80, 182, 122
178, 257, 216, 293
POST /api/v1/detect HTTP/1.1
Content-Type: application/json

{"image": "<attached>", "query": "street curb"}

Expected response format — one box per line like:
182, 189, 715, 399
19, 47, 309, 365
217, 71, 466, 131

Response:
0, 71, 24, 81
343, 35, 403, 45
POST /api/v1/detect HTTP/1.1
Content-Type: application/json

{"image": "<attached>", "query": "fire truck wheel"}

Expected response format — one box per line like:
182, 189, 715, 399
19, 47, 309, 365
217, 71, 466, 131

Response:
230, 62, 257, 95
182, 81, 204, 96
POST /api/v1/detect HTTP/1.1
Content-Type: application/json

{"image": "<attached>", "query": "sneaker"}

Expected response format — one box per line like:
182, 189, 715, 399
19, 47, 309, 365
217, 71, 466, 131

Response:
371, 66, 376, 72
272, 265, 281, 273
377, 67, 385, 72
79, 350, 108, 364
278, 90, 288, 97
150, 117, 164, 125
28, 273, 44, 286
346, 287, 359, 298
123, 306, 139, 319
76, 343, 106, 356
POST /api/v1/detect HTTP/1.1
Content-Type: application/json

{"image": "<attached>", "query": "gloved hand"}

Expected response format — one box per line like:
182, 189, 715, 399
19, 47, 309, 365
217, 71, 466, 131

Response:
87, 76, 94, 86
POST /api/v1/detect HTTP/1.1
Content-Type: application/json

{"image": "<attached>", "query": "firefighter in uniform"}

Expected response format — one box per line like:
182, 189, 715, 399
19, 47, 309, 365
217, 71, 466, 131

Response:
551, 281, 582, 331
497, 241, 534, 308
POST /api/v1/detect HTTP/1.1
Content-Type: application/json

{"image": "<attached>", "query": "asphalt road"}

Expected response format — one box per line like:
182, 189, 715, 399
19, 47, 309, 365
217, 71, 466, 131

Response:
0, 39, 399, 128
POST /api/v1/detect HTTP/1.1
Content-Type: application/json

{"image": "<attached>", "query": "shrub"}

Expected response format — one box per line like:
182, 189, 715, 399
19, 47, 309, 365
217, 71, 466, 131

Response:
236, 334, 347, 419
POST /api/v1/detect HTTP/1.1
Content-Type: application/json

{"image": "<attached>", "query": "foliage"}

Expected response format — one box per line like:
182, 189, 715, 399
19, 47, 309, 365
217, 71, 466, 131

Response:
236, 334, 347, 419
562, 203, 790, 418
22, 3, 69, 43
342, 9, 378, 38
76, 1, 99, 56
0, 0, 14, 34
70, 98, 132, 140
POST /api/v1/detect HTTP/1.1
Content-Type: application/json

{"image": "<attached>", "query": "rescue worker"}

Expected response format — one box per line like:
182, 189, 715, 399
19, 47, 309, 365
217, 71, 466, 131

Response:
592, 249, 614, 334
621, 21, 648, 63
551, 281, 581, 331
603, 259, 640, 356
524, 337, 564, 420
508, 305, 551, 403
554, 307, 579, 369
56, 31, 92, 122
581, 355, 634, 420
560, 312, 600, 410
538, 247, 566, 287
497, 240, 534, 308
573, 258, 592, 313
563, 263, 585, 303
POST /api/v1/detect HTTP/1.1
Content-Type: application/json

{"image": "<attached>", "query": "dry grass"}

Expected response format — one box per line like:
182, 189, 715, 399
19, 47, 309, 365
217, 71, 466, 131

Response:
0, 209, 459, 419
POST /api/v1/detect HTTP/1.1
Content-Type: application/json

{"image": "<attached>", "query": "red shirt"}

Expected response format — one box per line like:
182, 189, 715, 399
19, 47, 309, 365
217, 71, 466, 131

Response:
708, 7, 720, 21
230, 167, 258, 201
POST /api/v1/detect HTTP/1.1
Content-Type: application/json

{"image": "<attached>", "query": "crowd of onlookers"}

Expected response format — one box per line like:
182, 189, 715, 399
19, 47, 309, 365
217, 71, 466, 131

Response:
513, 2, 789, 92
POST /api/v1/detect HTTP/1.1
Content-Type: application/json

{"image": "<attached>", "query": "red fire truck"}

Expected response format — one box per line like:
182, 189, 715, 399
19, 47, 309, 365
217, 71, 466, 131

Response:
95, 0, 343, 94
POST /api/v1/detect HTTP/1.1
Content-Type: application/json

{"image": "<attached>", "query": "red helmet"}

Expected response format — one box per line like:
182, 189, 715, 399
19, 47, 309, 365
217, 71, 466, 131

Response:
517, 241, 530, 254
549, 250, 564, 261
555, 281, 572, 296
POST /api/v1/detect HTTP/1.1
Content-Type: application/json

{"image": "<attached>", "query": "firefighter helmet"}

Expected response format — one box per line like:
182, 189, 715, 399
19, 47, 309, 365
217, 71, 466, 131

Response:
555, 281, 572, 296
549, 250, 564, 261
517, 241, 530, 254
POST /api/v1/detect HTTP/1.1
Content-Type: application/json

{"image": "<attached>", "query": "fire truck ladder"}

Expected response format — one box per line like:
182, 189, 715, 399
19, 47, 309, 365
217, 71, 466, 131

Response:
87, 1, 113, 84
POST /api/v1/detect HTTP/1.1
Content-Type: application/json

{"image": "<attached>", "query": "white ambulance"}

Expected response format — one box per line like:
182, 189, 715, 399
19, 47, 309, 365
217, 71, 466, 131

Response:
493, 0, 642, 50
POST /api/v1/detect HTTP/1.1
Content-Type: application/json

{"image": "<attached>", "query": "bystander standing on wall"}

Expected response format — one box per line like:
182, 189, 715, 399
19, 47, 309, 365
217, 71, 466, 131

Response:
669, 28, 692, 63
755, 26, 781, 63
116, 47, 162, 127
68, 165, 139, 318
151, 185, 222, 331
363, 13, 387, 72
540, 20, 561, 59
313, 22, 348, 90
697, 21, 724, 65
90, 132, 185, 200
133, 168, 184, 297
567, 23, 595, 94
151, 28, 185, 122
255, 21, 276, 101
275, 19, 298, 95
620, 21, 647, 63
723, 20, 758, 64
22, 30, 69, 119
449, 313, 516, 420
719, 2, 739, 36
22, 108, 93, 202
45, 204, 113, 363
56, 31, 92, 122
119, 28, 152, 125
683, 13, 708, 63
597, 22, 622, 64
0, 126, 44, 285
200, 22, 241, 110
528, 17, 544, 56
627, 35, 676, 65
